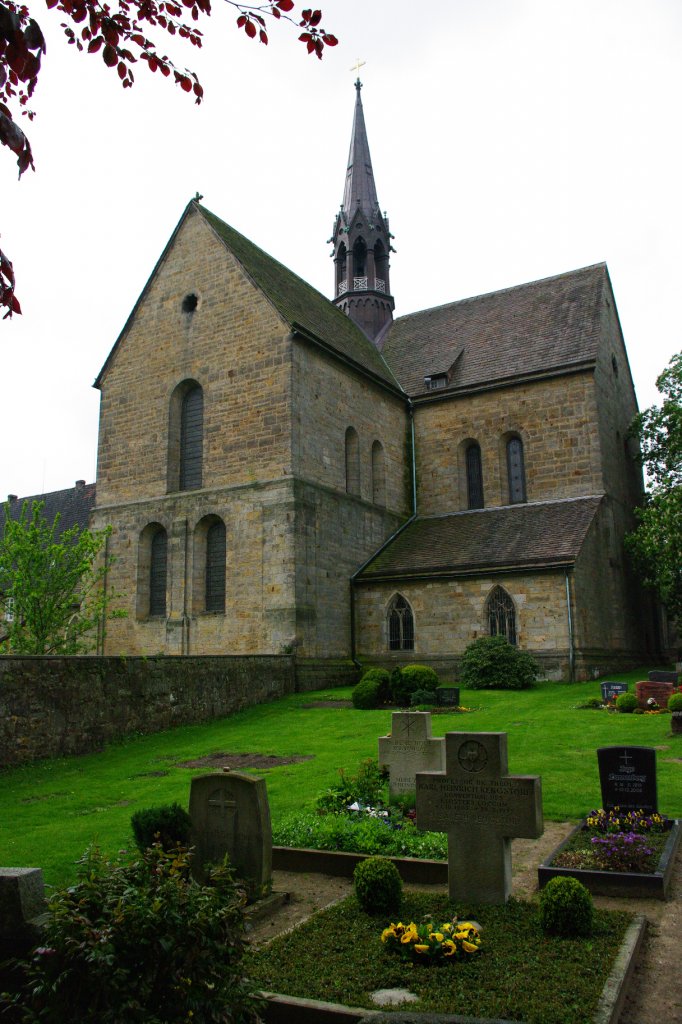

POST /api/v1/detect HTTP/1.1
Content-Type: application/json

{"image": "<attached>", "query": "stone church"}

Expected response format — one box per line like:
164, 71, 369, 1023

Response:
10, 82, 656, 679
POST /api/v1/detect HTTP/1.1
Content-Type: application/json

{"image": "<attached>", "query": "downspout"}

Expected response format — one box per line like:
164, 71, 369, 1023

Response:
350, 401, 418, 666
99, 531, 110, 655
183, 518, 190, 655
565, 570, 575, 683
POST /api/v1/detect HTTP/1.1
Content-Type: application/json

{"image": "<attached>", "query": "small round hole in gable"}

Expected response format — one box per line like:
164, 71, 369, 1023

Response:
182, 293, 199, 314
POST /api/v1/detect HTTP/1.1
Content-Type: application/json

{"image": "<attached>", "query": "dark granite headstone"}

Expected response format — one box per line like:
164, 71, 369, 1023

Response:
437, 687, 460, 707
648, 670, 679, 683
597, 746, 657, 812
600, 681, 628, 702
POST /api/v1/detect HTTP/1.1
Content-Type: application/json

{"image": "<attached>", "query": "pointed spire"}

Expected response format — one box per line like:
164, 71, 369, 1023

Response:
342, 79, 381, 220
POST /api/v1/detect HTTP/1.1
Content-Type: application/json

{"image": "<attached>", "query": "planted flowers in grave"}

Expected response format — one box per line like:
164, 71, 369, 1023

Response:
416, 731, 543, 904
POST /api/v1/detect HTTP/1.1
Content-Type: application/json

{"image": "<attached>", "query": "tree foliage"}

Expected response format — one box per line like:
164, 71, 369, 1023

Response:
0, 499, 120, 654
626, 351, 682, 623
0, 0, 337, 318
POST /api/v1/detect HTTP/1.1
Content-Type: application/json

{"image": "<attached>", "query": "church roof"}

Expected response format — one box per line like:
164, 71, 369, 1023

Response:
381, 263, 609, 397
0, 482, 96, 540
198, 205, 401, 391
356, 495, 603, 580
341, 80, 381, 221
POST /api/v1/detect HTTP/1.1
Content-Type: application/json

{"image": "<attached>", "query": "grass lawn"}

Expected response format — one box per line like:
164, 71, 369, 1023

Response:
247, 891, 632, 1024
1, 668, 680, 888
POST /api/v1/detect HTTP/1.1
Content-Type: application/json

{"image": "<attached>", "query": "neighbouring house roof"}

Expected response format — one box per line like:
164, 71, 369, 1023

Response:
381, 263, 610, 397
356, 496, 604, 581
95, 201, 402, 394
0, 482, 96, 540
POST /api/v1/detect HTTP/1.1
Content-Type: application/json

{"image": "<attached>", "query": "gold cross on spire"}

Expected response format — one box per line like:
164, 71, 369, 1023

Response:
350, 57, 366, 75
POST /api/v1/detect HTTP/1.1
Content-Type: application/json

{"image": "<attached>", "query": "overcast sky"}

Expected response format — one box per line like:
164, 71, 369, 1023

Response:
1, 0, 681, 500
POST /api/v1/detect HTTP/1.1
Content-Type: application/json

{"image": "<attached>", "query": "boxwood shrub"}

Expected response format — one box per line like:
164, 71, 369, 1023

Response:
459, 635, 538, 690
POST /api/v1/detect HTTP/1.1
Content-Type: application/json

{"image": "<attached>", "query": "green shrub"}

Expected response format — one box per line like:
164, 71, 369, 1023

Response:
353, 855, 402, 914
130, 801, 192, 853
668, 691, 682, 712
539, 876, 594, 937
315, 758, 386, 813
352, 677, 382, 709
576, 696, 606, 710
273, 810, 446, 860
410, 688, 439, 707
390, 664, 440, 705
615, 691, 639, 714
359, 667, 391, 703
459, 635, 538, 690
3, 845, 261, 1024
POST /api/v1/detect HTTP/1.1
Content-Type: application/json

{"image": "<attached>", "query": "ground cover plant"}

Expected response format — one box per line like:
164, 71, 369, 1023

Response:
1, 669, 680, 887
550, 808, 672, 872
246, 890, 631, 1024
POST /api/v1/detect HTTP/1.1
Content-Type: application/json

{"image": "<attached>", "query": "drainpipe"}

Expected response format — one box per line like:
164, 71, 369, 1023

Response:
565, 570, 575, 683
99, 530, 110, 655
350, 401, 418, 666
183, 518, 190, 655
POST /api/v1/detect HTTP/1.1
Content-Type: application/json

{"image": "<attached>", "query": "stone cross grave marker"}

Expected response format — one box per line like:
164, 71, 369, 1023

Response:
189, 769, 272, 900
597, 746, 657, 812
378, 712, 445, 798
416, 732, 543, 904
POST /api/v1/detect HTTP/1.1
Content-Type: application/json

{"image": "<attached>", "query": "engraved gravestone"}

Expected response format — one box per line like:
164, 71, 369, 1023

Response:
597, 746, 657, 812
600, 681, 628, 703
378, 712, 445, 797
416, 732, 543, 904
189, 769, 272, 899
648, 670, 679, 683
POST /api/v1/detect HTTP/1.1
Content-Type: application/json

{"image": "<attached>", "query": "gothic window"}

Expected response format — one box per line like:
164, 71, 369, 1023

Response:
466, 442, 484, 509
353, 237, 367, 280
168, 380, 204, 493
506, 436, 526, 504
345, 426, 360, 496
371, 440, 386, 506
205, 520, 226, 613
149, 527, 168, 617
388, 594, 414, 651
486, 586, 516, 645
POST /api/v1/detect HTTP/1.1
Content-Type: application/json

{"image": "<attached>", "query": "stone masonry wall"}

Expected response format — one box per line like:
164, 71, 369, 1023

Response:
0, 655, 357, 768
413, 371, 602, 515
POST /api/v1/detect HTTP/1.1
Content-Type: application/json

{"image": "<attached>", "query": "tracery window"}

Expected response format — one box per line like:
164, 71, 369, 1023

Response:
388, 594, 415, 651
466, 442, 484, 509
506, 436, 526, 504
486, 586, 516, 645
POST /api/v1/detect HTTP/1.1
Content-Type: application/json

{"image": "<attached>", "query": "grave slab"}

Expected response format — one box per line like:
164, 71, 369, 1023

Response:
379, 713, 445, 798
597, 746, 657, 812
189, 769, 272, 899
416, 732, 543, 904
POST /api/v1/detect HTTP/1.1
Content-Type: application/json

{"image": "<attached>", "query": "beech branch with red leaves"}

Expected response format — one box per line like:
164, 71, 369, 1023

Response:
0, 0, 336, 319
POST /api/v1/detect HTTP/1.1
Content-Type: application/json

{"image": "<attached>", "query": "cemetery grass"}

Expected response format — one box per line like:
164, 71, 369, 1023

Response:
1, 669, 681, 888
247, 890, 632, 1024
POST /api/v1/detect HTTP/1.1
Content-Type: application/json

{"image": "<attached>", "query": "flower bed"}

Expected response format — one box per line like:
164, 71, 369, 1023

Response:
538, 816, 681, 899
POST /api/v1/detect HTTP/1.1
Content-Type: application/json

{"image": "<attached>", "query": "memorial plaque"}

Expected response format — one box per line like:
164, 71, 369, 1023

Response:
416, 732, 543, 904
189, 769, 272, 898
600, 681, 628, 702
648, 670, 679, 684
437, 687, 461, 707
597, 746, 657, 812
378, 712, 444, 797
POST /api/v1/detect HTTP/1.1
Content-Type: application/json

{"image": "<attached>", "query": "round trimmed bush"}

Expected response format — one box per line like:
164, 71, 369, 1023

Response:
359, 667, 391, 703
353, 855, 402, 914
390, 664, 440, 705
459, 635, 538, 690
667, 691, 682, 712
539, 876, 594, 936
410, 688, 439, 707
352, 677, 382, 709
615, 691, 639, 714
130, 802, 192, 853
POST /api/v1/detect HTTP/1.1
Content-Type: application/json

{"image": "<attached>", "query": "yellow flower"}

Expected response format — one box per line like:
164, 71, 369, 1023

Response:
401, 925, 418, 944
414, 943, 429, 954
442, 939, 457, 956
381, 926, 396, 943
441, 922, 452, 933
462, 940, 479, 954
432, 932, 444, 942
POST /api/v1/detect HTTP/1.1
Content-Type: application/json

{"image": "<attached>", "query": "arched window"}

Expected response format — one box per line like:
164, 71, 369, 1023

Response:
353, 237, 367, 279
486, 586, 516, 645
168, 380, 204, 492
205, 520, 226, 613
466, 442, 484, 509
345, 426, 360, 496
149, 528, 168, 617
506, 436, 526, 504
371, 440, 386, 506
388, 594, 415, 651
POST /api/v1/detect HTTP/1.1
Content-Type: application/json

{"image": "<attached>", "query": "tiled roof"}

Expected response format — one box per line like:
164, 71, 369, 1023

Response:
357, 496, 603, 580
198, 205, 401, 391
0, 483, 96, 540
381, 263, 608, 397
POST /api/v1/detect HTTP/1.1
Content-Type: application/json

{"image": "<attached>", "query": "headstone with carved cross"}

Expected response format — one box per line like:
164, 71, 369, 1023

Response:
378, 712, 445, 798
189, 769, 272, 899
597, 746, 657, 812
416, 732, 543, 904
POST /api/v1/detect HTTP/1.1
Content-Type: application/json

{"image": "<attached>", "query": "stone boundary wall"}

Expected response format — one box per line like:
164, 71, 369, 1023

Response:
0, 656, 358, 769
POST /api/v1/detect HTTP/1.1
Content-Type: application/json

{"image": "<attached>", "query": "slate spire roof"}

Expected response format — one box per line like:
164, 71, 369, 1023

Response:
342, 79, 381, 220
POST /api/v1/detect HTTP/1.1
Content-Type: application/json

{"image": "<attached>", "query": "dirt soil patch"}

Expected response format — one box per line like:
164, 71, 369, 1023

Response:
176, 752, 314, 770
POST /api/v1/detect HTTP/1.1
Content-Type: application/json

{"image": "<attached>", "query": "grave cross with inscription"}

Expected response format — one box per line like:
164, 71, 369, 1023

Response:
378, 712, 445, 798
416, 732, 543, 904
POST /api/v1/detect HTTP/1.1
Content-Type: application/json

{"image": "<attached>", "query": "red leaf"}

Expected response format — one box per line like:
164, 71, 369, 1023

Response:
236, 14, 245, 26
276, 0, 294, 9
244, 19, 256, 38
259, 28, 267, 44
322, 33, 337, 46
308, 9, 322, 26
117, 61, 127, 78
87, 36, 103, 52
102, 44, 118, 67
